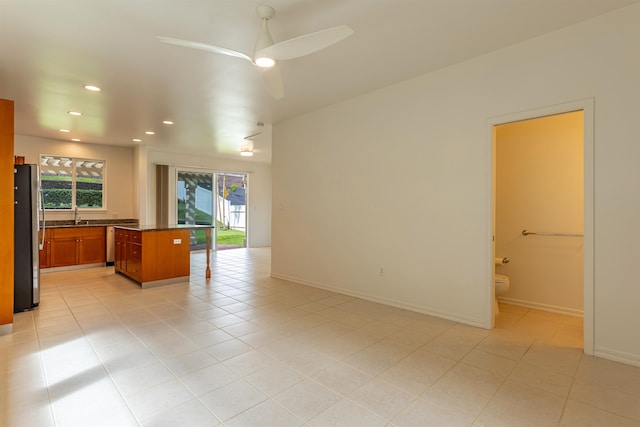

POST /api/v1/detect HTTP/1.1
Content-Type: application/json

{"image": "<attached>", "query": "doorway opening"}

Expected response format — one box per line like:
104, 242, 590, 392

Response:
490, 99, 594, 355
215, 173, 248, 250
176, 171, 248, 251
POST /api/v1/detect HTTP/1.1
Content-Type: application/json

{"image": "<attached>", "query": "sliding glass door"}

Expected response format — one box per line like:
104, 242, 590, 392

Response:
215, 173, 247, 250
177, 170, 214, 250
176, 170, 248, 251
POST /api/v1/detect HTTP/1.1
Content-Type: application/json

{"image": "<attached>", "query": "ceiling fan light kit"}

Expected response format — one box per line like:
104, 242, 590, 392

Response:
254, 56, 275, 68
253, 4, 276, 67
157, 4, 353, 99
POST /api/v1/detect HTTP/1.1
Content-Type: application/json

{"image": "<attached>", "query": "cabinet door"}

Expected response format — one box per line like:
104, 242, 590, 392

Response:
50, 235, 78, 267
38, 230, 51, 269
127, 242, 142, 281
114, 229, 126, 272
77, 227, 105, 265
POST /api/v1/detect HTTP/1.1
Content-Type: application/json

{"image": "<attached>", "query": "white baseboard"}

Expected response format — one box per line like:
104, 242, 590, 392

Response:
0, 323, 13, 336
248, 242, 271, 248
594, 346, 640, 368
270, 272, 486, 329
41, 263, 105, 274
498, 296, 583, 317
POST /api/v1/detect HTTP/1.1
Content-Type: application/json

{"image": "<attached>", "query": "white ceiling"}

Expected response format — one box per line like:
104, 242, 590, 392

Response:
2, 0, 638, 163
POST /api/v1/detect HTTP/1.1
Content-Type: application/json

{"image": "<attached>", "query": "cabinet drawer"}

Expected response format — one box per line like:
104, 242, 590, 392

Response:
52, 227, 80, 238
129, 231, 142, 243
51, 226, 105, 238
77, 226, 105, 238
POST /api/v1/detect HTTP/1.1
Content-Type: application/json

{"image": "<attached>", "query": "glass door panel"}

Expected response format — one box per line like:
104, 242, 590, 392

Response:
215, 173, 247, 250
177, 171, 214, 250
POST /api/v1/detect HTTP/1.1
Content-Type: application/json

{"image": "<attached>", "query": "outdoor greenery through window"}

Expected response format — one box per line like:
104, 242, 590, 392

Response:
40, 155, 105, 210
177, 170, 247, 250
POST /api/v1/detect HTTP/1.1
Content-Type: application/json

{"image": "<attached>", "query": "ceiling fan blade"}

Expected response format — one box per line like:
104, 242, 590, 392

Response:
157, 36, 252, 62
256, 25, 354, 61
262, 64, 284, 100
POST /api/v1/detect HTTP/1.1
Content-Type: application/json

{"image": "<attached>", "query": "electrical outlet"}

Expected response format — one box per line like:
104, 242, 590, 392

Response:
173, 239, 181, 244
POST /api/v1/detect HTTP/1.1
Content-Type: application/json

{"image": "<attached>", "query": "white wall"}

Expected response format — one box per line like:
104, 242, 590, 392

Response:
272, 4, 640, 366
140, 146, 272, 248
495, 112, 584, 315
14, 135, 136, 221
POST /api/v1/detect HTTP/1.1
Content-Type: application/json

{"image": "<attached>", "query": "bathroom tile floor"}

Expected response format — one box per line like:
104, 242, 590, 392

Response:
2, 247, 640, 426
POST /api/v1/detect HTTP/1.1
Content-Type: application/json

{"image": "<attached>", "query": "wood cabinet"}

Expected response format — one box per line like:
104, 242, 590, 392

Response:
114, 227, 191, 288
77, 228, 106, 264
40, 227, 106, 269
126, 230, 142, 282
38, 230, 51, 269
114, 228, 127, 272
50, 228, 78, 267
1, 99, 15, 327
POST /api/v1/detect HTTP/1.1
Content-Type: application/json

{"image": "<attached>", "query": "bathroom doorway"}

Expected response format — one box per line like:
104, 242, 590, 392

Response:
490, 99, 594, 355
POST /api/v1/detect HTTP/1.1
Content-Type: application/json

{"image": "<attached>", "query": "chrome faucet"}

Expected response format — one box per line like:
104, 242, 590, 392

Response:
74, 205, 81, 225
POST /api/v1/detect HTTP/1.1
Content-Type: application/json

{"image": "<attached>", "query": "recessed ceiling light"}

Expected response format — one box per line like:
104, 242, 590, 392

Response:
240, 148, 254, 157
162, 120, 174, 125
68, 111, 82, 116
58, 129, 70, 133
84, 85, 101, 92
132, 138, 142, 142
145, 131, 155, 135
71, 138, 81, 142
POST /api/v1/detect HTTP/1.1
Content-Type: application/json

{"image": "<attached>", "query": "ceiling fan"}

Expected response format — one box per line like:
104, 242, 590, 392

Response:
157, 4, 354, 100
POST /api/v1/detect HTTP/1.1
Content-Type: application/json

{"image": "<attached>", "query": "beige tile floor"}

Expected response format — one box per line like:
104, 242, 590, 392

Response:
2, 247, 640, 426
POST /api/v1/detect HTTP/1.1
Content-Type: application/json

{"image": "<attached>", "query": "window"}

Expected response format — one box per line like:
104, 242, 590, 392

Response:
40, 155, 105, 210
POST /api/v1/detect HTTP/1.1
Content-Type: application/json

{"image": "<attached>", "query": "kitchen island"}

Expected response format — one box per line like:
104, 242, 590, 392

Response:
114, 224, 213, 288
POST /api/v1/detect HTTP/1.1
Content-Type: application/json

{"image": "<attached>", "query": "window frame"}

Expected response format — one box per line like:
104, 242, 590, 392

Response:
40, 154, 107, 211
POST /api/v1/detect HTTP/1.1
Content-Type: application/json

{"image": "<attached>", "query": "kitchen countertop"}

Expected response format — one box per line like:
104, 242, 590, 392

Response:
44, 219, 139, 228
114, 224, 214, 232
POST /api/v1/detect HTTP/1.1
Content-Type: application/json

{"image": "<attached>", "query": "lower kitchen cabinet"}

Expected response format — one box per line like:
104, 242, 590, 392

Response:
126, 239, 142, 282
38, 230, 51, 269
77, 228, 106, 264
114, 227, 191, 288
41, 226, 106, 269
114, 228, 127, 271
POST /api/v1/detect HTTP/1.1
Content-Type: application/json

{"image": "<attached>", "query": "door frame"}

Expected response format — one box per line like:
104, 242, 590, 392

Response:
488, 98, 594, 356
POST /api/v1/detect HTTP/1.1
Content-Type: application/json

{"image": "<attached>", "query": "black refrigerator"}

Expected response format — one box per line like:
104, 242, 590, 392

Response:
14, 164, 42, 312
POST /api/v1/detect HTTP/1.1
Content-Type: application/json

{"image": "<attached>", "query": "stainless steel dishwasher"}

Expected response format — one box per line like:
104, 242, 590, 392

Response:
106, 226, 115, 266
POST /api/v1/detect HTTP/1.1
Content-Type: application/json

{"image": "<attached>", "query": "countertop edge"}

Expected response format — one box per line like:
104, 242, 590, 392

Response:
45, 219, 139, 229
114, 224, 214, 232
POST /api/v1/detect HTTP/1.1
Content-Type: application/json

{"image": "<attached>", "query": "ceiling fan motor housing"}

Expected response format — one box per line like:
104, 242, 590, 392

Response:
256, 5, 275, 20
254, 5, 276, 65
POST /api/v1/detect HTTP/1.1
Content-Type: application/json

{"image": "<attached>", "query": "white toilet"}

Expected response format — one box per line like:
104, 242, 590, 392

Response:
494, 274, 510, 314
